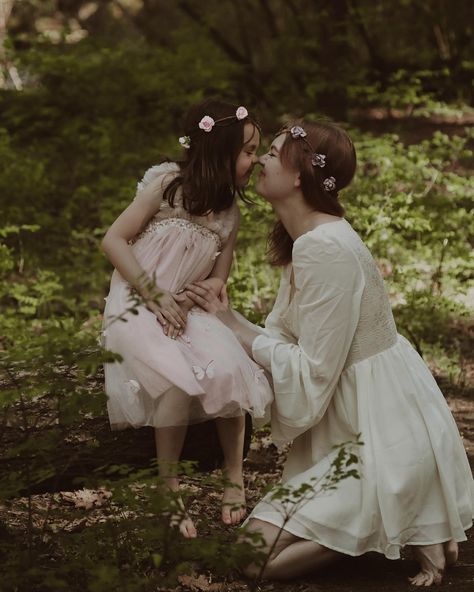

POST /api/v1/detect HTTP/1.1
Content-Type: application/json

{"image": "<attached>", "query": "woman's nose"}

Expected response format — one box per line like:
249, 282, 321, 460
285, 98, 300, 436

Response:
257, 155, 266, 166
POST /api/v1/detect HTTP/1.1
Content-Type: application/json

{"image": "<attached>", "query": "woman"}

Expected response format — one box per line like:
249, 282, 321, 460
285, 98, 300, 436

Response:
186, 120, 474, 585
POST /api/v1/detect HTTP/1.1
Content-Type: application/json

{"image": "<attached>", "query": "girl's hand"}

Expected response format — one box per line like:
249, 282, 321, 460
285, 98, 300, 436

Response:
166, 292, 195, 339
145, 291, 187, 339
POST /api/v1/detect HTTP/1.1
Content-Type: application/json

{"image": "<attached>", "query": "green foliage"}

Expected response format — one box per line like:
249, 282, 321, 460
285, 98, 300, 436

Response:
1, 11, 473, 587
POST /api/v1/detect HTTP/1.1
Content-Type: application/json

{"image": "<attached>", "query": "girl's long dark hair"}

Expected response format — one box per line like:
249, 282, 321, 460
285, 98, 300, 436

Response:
267, 120, 357, 266
163, 99, 260, 216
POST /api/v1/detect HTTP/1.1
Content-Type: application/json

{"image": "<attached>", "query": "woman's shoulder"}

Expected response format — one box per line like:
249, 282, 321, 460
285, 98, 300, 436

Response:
292, 219, 358, 264
137, 162, 180, 192
291, 222, 366, 292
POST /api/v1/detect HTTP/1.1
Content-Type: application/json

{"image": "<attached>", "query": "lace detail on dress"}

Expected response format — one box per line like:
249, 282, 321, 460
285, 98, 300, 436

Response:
133, 217, 221, 248
134, 163, 237, 246
345, 237, 398, 369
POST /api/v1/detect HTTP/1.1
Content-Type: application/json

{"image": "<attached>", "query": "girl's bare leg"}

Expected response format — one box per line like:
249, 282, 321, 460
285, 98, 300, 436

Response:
155, 424, 197, 538
215, 415, 246, 525
243, 518, 340, 580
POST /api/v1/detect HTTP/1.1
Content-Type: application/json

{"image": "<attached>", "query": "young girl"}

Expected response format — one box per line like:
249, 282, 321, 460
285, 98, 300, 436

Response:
101, 99, 273, 538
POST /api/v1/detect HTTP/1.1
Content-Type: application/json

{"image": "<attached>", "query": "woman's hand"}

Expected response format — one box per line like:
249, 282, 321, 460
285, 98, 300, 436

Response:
145, 290, 187, 339
196, 277, 225, 298
185, 282, 260, 355
185, 282, 232, 320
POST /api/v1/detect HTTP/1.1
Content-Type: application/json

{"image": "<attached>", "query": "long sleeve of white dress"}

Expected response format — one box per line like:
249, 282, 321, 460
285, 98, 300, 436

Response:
252, 231, 365, 443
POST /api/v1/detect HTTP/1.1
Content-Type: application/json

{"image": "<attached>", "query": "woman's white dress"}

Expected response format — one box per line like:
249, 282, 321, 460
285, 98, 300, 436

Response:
246, 219, 473, 559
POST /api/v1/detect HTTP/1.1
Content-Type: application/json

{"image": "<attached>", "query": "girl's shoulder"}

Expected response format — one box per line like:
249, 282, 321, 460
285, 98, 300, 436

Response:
136, 162, 180, 192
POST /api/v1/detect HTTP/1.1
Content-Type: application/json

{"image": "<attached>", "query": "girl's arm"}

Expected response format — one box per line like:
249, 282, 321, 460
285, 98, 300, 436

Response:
101, 174, 187, 329
179, 205, 239, 318
211, 205, 240, 283
195, 205, 240, 297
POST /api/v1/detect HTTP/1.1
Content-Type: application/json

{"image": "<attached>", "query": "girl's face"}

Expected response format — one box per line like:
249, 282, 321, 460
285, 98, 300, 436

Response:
255, 133, 299, 202
235, 123, 261, 188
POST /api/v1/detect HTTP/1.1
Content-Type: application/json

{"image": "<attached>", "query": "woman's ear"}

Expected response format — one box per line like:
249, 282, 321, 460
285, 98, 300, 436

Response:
294, 172, 301, 189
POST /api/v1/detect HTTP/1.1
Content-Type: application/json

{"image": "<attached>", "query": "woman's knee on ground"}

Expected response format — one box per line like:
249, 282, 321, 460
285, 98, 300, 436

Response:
240, 518, 300, 578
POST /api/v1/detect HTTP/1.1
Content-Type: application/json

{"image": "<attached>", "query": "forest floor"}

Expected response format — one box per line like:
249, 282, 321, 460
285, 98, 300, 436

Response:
2, 387, 473, 592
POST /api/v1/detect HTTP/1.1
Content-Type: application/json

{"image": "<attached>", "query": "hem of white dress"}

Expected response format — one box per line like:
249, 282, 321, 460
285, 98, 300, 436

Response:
245, 512, 391, 558
245, 512, 473, 560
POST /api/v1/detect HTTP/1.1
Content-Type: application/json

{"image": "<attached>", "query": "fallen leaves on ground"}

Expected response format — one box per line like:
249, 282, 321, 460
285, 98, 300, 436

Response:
60, 487, 112, 509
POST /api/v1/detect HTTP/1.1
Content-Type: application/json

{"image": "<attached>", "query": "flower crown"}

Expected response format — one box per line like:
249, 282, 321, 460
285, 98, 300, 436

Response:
285, 125, 337, 193
178, 106, 249, 149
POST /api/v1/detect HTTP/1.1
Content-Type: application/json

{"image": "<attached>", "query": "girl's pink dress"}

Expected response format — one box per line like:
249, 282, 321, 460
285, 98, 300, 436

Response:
103, 163, 273, 429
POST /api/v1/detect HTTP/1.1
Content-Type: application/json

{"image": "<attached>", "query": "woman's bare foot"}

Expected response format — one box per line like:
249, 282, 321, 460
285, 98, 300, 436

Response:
444, 539, 458, 567
408, 543, 445, 586
222, 473, 246, 526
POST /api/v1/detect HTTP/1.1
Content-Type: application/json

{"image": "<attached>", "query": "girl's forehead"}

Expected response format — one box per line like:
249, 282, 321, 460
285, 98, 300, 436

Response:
243, 122, 260, 145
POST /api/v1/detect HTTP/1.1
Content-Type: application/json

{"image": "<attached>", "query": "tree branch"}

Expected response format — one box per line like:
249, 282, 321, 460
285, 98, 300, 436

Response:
347, 0, 386, 75
177, 0, 249, 66
258, 0, 279, 37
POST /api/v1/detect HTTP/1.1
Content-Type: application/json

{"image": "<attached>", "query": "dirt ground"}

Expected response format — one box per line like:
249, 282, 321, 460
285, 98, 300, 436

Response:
2, 393, 473, 591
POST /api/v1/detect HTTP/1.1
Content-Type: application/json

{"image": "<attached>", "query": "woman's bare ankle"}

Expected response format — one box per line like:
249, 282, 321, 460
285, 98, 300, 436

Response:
444, 540, 458, 566
408, 544, 445, 587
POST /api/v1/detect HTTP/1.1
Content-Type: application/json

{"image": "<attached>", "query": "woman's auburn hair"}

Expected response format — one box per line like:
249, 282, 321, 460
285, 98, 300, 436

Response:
267, 119, 357, 266
163, 98, 260, 216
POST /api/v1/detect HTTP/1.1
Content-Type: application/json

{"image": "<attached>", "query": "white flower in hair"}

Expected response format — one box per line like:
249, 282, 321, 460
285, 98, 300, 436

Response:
311, 153, 326, 167
290, 125, 307, 138
236, 106, 248, 120
323, 176, 337, 191
199, 115, 215, 132
179, 136, 191, 149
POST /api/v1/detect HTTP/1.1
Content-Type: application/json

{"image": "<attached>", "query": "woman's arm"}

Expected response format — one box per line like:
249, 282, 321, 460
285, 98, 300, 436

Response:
251, 233, 365, 443
183, 281, 266, 357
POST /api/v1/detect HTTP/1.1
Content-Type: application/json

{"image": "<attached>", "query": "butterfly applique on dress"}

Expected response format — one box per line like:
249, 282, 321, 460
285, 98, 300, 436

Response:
192, 360, 215, 380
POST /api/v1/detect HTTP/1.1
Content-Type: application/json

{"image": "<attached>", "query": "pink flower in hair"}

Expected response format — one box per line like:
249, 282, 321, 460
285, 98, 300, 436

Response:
290, 125, 307, 138
236, 106, 248, 120
199, 116, 215, 132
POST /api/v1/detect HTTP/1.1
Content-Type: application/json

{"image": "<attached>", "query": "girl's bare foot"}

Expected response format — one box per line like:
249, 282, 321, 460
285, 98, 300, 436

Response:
408, 543, 445, 586
222, 474, 246, 526
170, 511, 197, 538
444, 539, 458, 567
161, 477, 197, 538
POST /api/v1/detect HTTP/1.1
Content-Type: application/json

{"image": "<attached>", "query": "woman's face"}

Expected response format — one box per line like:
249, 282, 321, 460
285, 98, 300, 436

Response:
235, 123, 260, 188
255, 133, 299, 202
